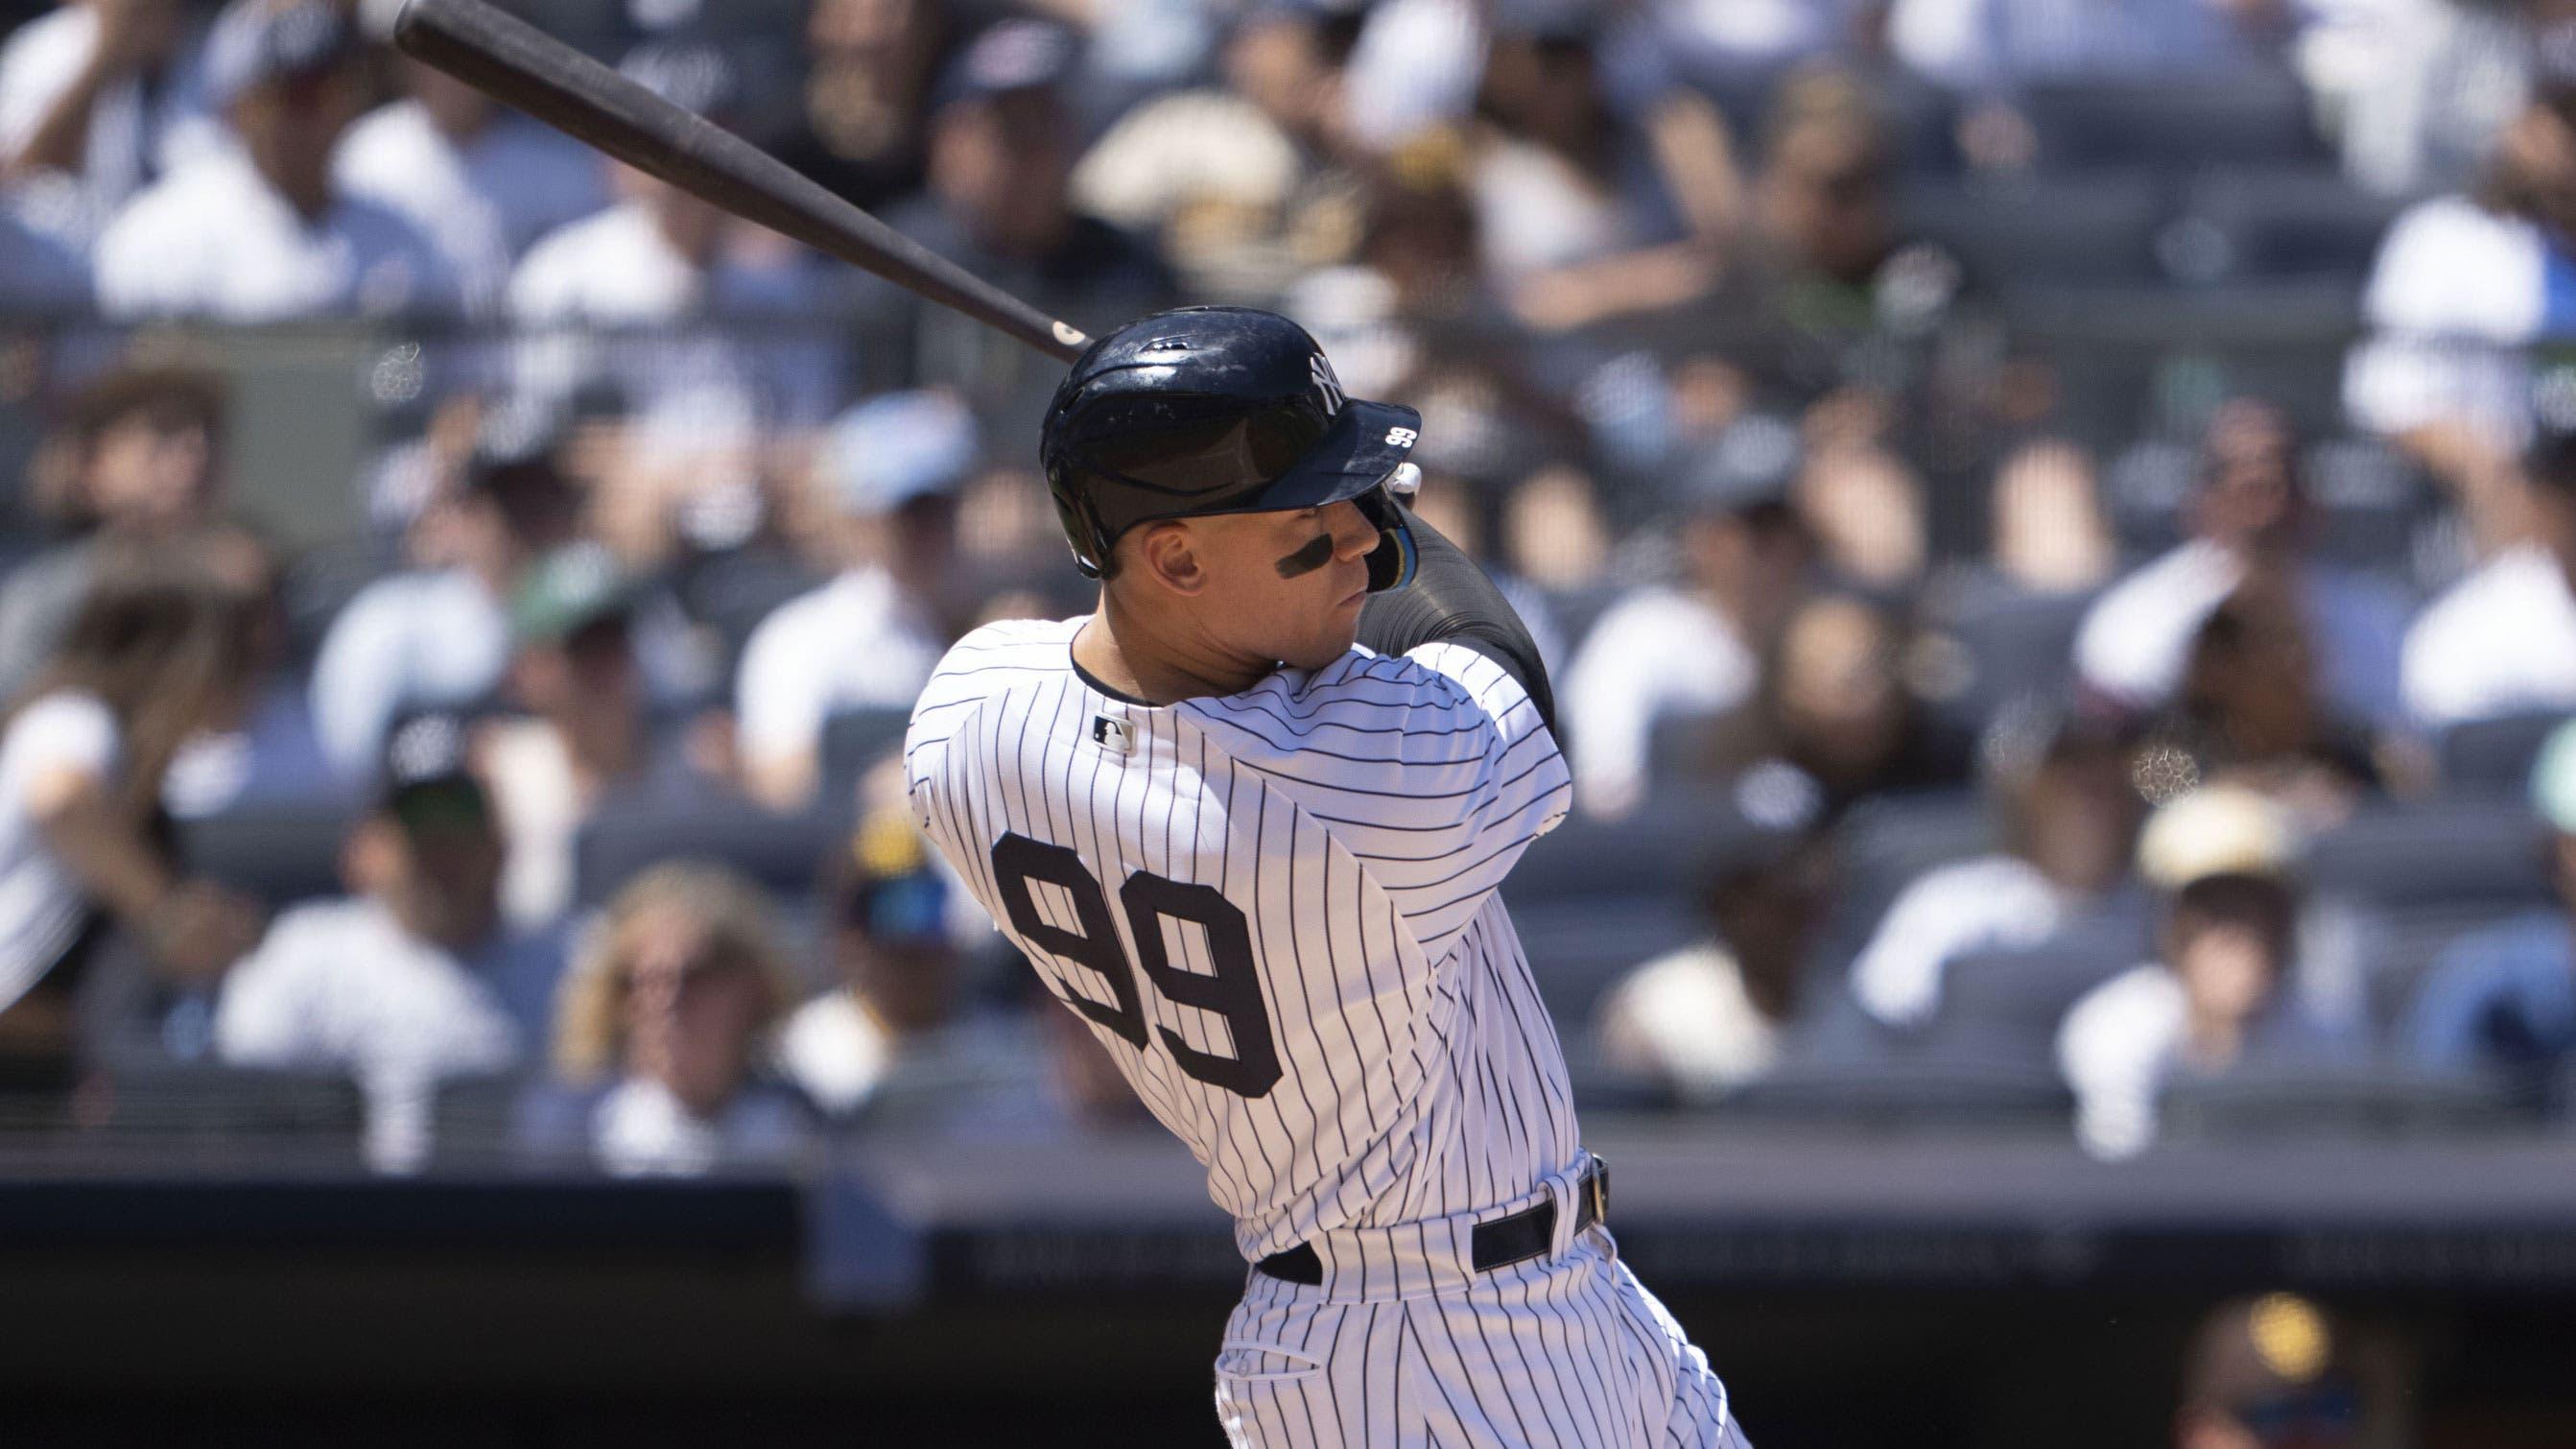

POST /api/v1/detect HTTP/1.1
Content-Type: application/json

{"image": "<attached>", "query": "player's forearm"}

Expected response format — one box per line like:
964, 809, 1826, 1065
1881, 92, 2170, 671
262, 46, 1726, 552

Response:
1357, 510, 1558, 735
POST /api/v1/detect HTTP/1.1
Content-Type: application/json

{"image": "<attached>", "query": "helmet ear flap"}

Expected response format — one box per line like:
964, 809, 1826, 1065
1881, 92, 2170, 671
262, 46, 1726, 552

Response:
1358, 488, 1417, 593
1047, 477, 1113, 578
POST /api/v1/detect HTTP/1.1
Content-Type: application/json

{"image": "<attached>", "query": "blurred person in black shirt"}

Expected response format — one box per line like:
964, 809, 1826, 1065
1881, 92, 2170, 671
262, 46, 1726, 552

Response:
775, 0, 957, 214
886, 18, 1170, 307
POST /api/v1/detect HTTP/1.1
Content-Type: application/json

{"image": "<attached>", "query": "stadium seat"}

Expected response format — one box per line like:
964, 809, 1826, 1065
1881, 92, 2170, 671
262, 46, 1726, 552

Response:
1898, 175, 2164, 289
572, 791, 844, 909
2439, 712, 2569, 795
1917, 582, 2096, 736
429, 1073, 536, 1171
2161, 168, 2406, 286
101, 1059, 366, 1157
176, 798, 360, 907
1930, 932, 2149, 1047
2158, 1059, 2519, 1141
2021, 75, 2326, 173
2302, 435, 2434, 575
1832, 790, 1996, 939
1715, 1049, 2071, 1131
1509, 897, 1699, 1027
819, 705, 918, 786
2306, 801, 2550, 913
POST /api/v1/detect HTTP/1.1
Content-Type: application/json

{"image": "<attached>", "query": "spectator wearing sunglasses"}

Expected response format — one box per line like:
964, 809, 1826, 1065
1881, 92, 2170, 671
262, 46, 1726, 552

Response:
213, 713, 565, 1172
93, 0, 458, 321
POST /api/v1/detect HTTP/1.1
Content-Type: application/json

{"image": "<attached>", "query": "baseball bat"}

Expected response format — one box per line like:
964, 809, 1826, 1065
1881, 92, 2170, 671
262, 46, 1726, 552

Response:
382, 0, 1091, 363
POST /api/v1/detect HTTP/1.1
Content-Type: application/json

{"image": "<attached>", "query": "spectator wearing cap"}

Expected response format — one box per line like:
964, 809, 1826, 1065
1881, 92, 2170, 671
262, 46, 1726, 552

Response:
1072, 1, 1370, 298
1851, 703, 2146, 1030
480, 543, 728, 934
2057, 785, 2366, 1160
506, 38, 850, 429
0, 533, 269, 1089
776, 802, 966, 1117
0, 0, 218, 233
2175, 1293, 2378, 1449
310, 425, 711, 785
2074, 399, 2408, 730
333, 54, 611, 317
535, 862, 807, 1177
0, 364, 225, 703
93, 0, 459, 321
2401, 424, 2576, 728
2346, 30, 2576, 500
213, 713, 565, 1172
881, 18, 1170, 321
308, 434, 580, 784
1593, 779, 1832, 1103
736, 389, 974, 811
1563, 415, 1812, 818
2403, 719, 2576, 1103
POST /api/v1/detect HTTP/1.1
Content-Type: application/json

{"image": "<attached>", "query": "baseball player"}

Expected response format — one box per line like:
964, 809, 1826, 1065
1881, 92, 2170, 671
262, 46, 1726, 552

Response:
906, 307, 1747, 1447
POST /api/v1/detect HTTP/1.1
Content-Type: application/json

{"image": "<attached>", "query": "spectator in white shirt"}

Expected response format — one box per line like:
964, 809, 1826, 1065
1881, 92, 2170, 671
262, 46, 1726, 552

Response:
1891, 0, 2281, 95
333, 58, 610, 317
308, 433, 582, 784
1594, 780, 1832, 1103
0, 0, 217, 236
2345, 40, 2576, 511
536, 862, 807, 1178
479, 543, 732, 933
2403, 421, 2576, 728
2056, 785, 2365, 1159
214, 713, 564, 1172
1851, 703, 2145, 1029
776, 803, 967, 1118
506, 39, 849, 428
1564, 415, 1812, 818
92, 0, 459, 322
2074, 398, 2408, 729
0, 532, 269, 1085
736, 389, 973, 811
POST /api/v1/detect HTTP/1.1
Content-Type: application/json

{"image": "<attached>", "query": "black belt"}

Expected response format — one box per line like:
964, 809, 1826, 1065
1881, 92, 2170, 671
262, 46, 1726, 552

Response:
1256, 1154, 1610, 1286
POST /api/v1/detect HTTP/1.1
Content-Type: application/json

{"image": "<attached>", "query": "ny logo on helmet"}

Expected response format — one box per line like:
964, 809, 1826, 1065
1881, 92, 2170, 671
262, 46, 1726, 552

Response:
1309, 354, 1344, 416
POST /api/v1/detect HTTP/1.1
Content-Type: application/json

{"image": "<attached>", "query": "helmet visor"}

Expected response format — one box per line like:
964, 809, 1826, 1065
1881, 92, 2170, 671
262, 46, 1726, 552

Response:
1071, 395, 1422, 512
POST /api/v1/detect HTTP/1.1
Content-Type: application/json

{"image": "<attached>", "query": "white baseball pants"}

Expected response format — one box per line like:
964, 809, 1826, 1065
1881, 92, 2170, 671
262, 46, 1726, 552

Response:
1213, 1229, 1747, 1448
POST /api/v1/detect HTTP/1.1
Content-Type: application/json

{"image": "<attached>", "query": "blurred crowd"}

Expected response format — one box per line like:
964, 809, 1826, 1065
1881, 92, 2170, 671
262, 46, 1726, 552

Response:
0, 0, 2567, 1190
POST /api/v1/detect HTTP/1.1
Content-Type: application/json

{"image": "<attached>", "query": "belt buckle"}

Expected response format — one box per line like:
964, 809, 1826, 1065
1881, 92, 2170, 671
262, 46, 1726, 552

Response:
1583, 1153, 1610, 1227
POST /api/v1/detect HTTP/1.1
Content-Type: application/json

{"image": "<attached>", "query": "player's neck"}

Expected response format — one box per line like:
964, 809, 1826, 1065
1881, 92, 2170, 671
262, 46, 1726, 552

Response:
1077, 591, 1273, 704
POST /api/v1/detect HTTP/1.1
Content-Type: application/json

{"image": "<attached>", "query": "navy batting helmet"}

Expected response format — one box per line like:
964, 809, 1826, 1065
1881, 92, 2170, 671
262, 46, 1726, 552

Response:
1040, 306, 1421, 591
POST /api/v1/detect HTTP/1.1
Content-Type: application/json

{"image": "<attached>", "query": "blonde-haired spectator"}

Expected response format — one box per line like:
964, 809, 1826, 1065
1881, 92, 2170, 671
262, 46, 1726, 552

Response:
542, 862, 807, 1177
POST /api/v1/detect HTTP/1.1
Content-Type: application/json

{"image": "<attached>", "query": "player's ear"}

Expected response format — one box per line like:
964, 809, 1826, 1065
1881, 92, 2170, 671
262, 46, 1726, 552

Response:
1136, 520, 1207, 597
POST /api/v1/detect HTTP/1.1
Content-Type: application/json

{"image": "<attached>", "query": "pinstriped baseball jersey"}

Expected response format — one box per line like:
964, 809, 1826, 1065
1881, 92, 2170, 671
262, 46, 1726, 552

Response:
904, 614, 1578, 1264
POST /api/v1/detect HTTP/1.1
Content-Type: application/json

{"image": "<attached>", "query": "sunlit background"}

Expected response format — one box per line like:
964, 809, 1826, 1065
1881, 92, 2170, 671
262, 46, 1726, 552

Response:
0, 0, 2570, 1445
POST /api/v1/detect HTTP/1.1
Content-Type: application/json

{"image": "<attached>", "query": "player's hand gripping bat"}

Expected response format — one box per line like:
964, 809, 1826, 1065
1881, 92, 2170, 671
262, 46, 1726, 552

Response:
379, 0, 1091, 363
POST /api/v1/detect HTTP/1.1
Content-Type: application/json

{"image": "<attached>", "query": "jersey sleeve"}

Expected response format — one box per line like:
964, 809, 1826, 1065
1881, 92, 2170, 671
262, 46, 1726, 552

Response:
1208, 642, 1571, 960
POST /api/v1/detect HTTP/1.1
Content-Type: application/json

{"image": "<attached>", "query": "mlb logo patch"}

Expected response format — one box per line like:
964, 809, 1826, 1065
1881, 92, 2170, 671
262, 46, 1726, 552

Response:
1093, 715, 1133, 753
